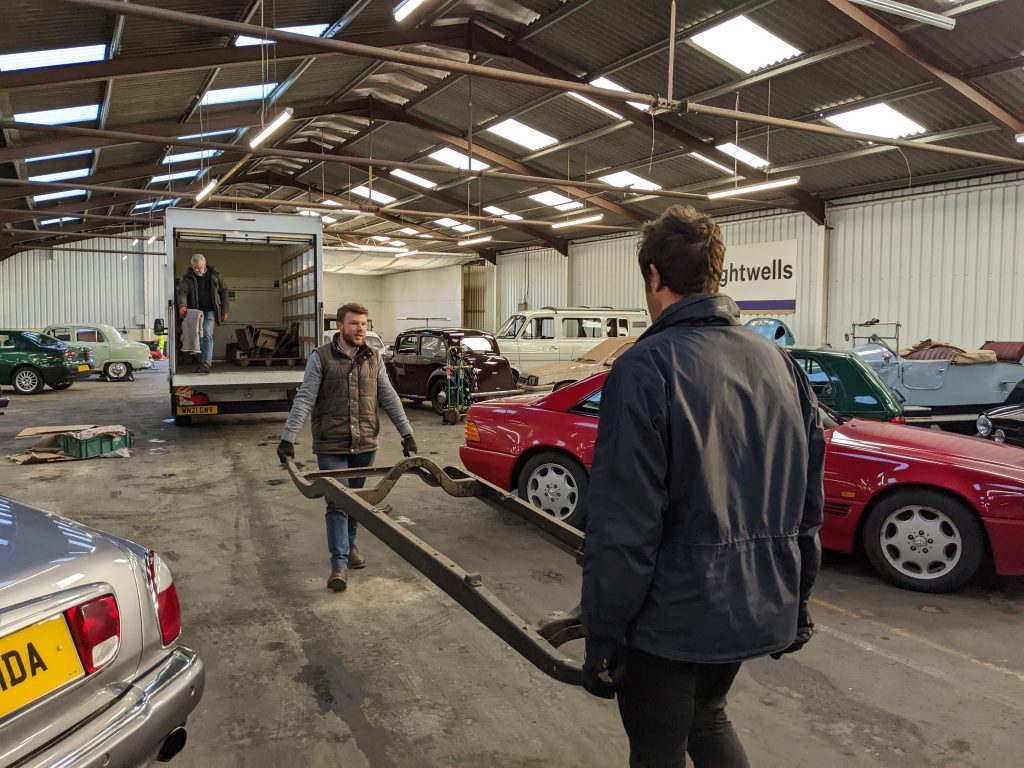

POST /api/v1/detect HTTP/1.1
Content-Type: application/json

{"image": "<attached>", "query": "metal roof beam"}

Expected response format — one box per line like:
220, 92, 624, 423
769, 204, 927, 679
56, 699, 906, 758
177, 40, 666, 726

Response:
823, 0, 1023, 134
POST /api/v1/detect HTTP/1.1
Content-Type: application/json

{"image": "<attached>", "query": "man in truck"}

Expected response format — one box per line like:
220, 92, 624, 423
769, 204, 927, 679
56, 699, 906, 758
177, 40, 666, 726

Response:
176, 253, 229, 374
277, 302, 418, 592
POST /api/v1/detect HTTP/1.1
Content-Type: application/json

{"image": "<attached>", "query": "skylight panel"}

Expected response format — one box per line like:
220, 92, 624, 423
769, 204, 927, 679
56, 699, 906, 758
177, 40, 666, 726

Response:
485, 119, 558, 150
598, 170, 661, 191
399, 228, 419, 235
428, 147, 489, 171
163, 149, 221, 164
484, 205, 523, 221
716, 143, 769, 168
29, 168, 89, 183
178, 129, 236, 140
388, 241, 407, 247
568, 92, 623, 120
34, 189, 86, 202
235, 24, 329, 46
432, 218, 460, 228
15, 104, 99, 125
132, 198, 178, 212
150, 169, 202, 184
690, 152, 734, 174
589, 77, 649, 112
530, 191, 583, 211
0, 44, 106, 72
453, 224, 475, 233
351, 185, 396, 204
26, 150, 93, 164
40, 216, 81, 226
200, 83, 278, 106
691, 16, 801, 74
825, 103, 926, 139
390, 168, 437, 188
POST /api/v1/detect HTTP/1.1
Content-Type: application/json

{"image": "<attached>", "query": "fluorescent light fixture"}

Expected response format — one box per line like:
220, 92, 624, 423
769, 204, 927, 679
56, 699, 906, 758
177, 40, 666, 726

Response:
40, 216, 80, 226
825, 103, 925, 139
388, 240, 407, 247
195, 179, 218, 203
150, 169, 202, 184
598, 170, 661, 191
26, 150, 92, 163
433, 218, 460, 228
460, 235, 492, 246
370, 235, 392, 241
530, 191, 583, 211
131, 239, 139, 246
690, 152, 734, 174
484, 205, 524, 221
716, 142, 769, 168
28, 168, 89, 183
399, 227, 419, 235
1016, 133, 1024, 144
235, 23, 329, 46
568, 92, 623, 120
200, 83, 278, 106
351, 185, 397, 204
162, 149, 221, 164
453, 224, 475, 233
691, 16, 801, 74
15, 104, 99, 125
249, 107, 294, 149
706, 176, 801, 200
321, 215, 337, 225
589, 77, 648, 111
552, 213, 604, 229
486, 119, 558, 150
34, 189, 86, 202
395, 250, 418, 257
394, 0, 428, 22
428, 147, 489, 171
848, 0, 955, 30
147, 235, 157, 244
178, 129, 236, 140
0, 44, 106, 72
390, 168, 437, 188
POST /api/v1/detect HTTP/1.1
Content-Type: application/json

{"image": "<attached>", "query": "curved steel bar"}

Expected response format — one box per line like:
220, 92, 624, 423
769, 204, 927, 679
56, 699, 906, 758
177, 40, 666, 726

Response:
286, 459, 583, 686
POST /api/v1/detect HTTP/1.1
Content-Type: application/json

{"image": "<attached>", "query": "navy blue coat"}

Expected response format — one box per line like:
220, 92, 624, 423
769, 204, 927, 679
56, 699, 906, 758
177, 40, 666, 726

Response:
581, 294, 825, 663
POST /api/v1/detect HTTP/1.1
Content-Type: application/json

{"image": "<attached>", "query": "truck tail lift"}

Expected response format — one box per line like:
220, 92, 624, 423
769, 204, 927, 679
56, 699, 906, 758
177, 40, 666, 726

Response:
286, 457, 585, 686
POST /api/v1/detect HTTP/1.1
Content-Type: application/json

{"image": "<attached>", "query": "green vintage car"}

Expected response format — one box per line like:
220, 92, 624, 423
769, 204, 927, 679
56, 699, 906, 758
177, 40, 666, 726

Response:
44, 323, 153, 381
0, 330, 95, 394
787, 347, 914, 423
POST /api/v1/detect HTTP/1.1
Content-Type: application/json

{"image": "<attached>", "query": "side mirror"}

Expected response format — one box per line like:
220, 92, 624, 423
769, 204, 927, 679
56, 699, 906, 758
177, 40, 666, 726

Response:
153, 318, 167, 335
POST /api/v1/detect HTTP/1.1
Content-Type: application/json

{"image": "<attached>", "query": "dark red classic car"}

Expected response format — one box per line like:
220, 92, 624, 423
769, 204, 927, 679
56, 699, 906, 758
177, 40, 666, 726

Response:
385, 328, 519, 413
460, 370, 1024, 593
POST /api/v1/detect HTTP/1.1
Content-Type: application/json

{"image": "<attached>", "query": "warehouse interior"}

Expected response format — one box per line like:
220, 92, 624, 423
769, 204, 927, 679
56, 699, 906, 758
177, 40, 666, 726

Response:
1, 1, 1023, 766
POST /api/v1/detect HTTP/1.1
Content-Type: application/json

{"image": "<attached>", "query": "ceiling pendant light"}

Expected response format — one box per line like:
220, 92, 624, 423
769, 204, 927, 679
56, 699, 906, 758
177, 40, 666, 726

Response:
460, 235, 492, 246
394, 0, 429, 23
249, 107, 294, 149
147, 235, 157, 244
551, 213, 603, 229
706, 176, 801, 200
195, 179, 218, 203
131, 238, 139, 246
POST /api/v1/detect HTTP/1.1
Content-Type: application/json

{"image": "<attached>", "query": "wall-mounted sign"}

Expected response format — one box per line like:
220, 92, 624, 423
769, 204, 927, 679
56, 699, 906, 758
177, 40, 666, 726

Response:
719, 240, 798, 314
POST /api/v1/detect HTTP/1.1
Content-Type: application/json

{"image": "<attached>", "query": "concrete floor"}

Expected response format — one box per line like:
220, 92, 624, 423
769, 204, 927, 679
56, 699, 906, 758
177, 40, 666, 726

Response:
2, 364, 1022, 767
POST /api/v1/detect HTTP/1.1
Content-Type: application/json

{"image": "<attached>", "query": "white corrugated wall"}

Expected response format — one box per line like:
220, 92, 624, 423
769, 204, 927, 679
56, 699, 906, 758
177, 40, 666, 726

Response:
827, 174, 1024, 349
0, 228, 166, 335
494, 247, 567, 324
568, 234, 646, 310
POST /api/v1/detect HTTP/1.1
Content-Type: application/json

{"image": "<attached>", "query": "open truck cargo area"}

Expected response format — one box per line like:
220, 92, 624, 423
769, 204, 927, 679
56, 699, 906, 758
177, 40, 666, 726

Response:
165, 208, 323, 425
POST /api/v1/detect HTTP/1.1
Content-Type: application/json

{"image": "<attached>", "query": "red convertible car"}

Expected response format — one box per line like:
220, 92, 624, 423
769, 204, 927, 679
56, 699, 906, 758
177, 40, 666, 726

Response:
460, 371, 1024, 593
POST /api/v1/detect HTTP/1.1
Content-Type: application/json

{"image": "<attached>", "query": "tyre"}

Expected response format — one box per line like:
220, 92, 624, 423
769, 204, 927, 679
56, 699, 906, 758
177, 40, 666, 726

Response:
429, 379, 448, 415
862, 489, 985, 593
553, 380, 577, 391
12, 366, 44, 394
105, 361, 131, 380
49, 380, 74, 390
516, 451, 589, 529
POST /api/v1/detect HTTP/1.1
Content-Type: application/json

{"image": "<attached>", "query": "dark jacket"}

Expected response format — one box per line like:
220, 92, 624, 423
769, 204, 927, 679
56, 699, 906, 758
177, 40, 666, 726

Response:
581, 294, 825, 663
176, 266, 228, 322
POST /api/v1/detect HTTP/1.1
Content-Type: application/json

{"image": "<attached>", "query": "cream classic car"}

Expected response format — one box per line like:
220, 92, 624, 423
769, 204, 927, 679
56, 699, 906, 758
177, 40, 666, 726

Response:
518, 337, 635, 392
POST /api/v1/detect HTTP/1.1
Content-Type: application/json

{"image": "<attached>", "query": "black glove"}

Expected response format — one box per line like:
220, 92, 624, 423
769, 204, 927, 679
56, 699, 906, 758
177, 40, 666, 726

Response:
402, 435, 418, 457
582, 636, 621, 699
276, 439, 294, 464
771, 607, 813, 659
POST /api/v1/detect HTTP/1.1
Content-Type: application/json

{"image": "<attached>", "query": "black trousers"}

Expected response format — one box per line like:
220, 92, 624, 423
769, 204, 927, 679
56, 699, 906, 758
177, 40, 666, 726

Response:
615, 647, 750, 768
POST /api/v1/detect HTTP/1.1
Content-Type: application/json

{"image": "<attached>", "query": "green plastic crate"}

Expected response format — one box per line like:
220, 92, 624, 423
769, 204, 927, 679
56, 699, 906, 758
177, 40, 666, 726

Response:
57, 430, 132, 459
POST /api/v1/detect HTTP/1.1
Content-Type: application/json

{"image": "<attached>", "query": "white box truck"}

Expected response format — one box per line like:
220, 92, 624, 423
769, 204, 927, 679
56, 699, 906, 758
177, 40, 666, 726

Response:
164, 208, 323, 426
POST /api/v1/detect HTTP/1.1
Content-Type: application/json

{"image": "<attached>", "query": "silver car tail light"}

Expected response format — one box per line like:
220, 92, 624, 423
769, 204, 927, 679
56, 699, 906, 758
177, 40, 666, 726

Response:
64, 594, 120, 674
148, 551, 182, 645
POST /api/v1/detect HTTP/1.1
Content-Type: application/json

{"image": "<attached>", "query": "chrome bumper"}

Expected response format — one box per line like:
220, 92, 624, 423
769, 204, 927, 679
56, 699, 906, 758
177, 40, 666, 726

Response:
22, 646, 205, 768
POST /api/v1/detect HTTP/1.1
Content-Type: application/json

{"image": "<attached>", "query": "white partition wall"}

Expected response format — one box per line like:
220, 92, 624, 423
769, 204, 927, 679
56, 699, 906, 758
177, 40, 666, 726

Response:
494, 247, 567, 324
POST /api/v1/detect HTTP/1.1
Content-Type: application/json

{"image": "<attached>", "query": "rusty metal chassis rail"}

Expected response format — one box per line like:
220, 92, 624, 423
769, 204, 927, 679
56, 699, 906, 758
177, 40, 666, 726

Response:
286, 456, 585, 685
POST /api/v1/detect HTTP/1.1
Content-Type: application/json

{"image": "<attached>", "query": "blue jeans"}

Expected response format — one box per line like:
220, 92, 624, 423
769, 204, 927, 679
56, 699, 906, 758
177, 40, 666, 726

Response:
318, 451, 376, 568
199, 310, 216, 365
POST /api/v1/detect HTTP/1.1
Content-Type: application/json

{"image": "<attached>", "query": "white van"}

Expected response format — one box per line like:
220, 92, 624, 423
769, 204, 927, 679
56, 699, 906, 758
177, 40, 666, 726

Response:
495, 307, 649, 376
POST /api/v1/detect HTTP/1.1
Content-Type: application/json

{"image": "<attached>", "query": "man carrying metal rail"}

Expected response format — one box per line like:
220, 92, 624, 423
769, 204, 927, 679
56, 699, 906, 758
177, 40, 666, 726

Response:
277, 302, 418, 592
579, 206, 825, 767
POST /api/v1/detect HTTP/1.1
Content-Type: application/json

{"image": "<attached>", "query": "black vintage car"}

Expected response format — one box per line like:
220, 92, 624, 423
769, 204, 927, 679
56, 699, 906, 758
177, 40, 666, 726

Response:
977, 404, 1024, 448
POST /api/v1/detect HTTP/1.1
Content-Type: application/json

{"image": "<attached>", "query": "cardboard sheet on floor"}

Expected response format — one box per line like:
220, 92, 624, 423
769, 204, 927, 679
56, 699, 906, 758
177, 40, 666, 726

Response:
16, 424, 98, 439
8, 426, 130, 463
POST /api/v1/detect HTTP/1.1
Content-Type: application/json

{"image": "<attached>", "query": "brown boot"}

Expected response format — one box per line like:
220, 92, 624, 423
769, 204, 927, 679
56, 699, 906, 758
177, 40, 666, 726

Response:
327, 566, 348, 591
348, 545, 366, 569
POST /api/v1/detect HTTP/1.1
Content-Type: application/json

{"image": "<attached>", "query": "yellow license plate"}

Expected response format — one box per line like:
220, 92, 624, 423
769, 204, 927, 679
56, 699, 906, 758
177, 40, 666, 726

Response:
0, 616, 85, 719
77, 364, 90, 372
176, 405, 218, 415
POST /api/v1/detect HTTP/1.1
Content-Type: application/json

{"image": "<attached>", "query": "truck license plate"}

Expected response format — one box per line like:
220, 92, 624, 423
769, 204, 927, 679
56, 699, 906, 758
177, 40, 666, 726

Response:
77, 364, 90, 372
176, 405, 218, 415
0, 616, 85, 719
